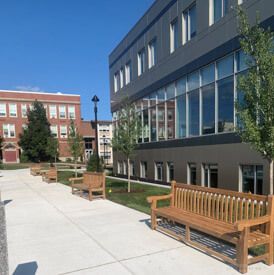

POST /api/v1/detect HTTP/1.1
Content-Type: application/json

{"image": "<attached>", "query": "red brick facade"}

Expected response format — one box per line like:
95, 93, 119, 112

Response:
0, 90, 81, 163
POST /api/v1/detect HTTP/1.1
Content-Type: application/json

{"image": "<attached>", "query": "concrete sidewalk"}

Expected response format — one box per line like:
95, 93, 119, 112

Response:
0, 169, 273, 275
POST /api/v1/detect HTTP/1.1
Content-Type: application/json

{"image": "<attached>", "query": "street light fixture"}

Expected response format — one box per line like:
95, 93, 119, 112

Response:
92, 95, 100, 172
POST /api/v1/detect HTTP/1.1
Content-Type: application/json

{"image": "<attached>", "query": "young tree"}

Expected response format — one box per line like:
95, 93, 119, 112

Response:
68, 120, 83, 177
46, 136, 59, 165
236, 8, 274, 194
19, 101, 52, 162
112, 98, 142, 193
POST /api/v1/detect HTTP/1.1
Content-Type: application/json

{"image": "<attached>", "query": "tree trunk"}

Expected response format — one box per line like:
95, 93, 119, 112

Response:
270, 159, 273, 195
127, 158, 130, 193
75, 158, 78, 178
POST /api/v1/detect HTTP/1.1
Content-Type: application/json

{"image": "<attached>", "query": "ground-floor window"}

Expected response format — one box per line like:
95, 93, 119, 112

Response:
166, 162, 174, 182
117, 161, 123, 174
140, 161, 147, 178
123, 161, 127, 175
241, 165, 263, 194
187, 163, 197, 185
203, 164, 218, 188
155, 162, 163, 181
130, 161, 135, 176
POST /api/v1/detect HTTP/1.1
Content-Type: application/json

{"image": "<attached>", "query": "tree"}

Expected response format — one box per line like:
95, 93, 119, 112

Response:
236, 8, 274, 194
68, 120, 83, 177
19, 101, 52, 162
112, 98, 142, 192
46, 136, 59, 165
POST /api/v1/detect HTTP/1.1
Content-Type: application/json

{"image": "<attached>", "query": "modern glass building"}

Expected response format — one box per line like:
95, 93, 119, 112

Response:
109, 0, 274, 194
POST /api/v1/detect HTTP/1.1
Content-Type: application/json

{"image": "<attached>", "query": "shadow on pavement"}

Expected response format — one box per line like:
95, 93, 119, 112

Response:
13, 261, 38, 275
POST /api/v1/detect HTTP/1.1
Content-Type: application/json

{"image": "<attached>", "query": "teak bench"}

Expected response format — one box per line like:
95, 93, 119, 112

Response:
147, 181, 274, 274
30, 164, 42, 176
69, 172, 106, 201
42, 167, 57, 183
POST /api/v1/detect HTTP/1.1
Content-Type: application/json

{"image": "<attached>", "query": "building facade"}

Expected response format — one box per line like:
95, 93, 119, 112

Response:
0, 90, 81, 163
92, 121, 113, 166
109, 0, 274, 194
81, 120, 96, 161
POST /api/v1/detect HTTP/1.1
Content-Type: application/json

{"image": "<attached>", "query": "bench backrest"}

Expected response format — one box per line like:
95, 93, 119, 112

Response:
31, 163, 41, 170
171, 181, 271, 224
47, 168, 57, 178
83, 172, 105, 189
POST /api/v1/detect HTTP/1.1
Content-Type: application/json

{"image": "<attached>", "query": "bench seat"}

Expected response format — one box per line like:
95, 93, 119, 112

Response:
155, 207, 270, 247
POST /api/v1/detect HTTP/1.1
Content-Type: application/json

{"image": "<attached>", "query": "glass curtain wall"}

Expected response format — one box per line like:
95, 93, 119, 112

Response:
112, 50, 249, 144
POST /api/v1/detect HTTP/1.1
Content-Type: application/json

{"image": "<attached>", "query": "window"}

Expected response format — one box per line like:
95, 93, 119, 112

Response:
203, 164, 218, 188
68, 106, 76, 119
3, 124, 15, 138
167, 162, 174, 182
123, 161, 127, 175
155, 162, 163, 181
125, 61, 132, 85
201, 64, 215, 86
60, 125, 68, 138
0, 103, 6, 117
9, 103, 17, 117
50, 125, 58, 138
138, 49, 146, 76
217, 76, 234, 133
183, 4, 196, 44
217, 54, 234, 80
130, 161, 135, 176
176, 78, 187, 138
148, 39, 157, 68
120, 68, 124, 89
59, 105, 66, 119
202, 83, 215, 135
210, 0, 229, 25
188, 89, 200, 136
21, 104, 27, 118
140, 161, 148, 178
118, 161, 123, 174
114, 72, 119, 92
236, 50, 250, 72
188, 163, 197, 185
22, 124, 27, 130
170, 19, 179, 53
241, 165, 263, 194
49, 105, 57, 119
143, 109, 149, 142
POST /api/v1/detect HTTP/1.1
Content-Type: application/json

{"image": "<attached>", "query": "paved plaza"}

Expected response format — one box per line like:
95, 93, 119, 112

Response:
0, 169, 274, 275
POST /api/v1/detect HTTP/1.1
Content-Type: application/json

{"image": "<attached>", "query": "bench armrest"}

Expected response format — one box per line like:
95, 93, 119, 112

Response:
234, 215, 271, 231
147, 194, 173, 206
69, 177, 83, 184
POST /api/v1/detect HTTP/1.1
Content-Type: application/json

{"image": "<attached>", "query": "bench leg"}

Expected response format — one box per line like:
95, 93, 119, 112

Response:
265, 223, 274, 265
89, 190, 93, 201
237, 227, 249, 274
151, 210, 156, 230
185, 225, 190, 242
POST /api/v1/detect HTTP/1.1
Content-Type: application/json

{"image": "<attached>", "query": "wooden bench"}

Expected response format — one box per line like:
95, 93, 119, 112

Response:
147, 181, 274, 274
69, 172, 106, 201
30, 164, 42, 176
42, 167, 57, 183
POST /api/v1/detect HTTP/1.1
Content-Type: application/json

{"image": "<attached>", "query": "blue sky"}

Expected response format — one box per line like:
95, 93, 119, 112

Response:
0, 0, 154, 120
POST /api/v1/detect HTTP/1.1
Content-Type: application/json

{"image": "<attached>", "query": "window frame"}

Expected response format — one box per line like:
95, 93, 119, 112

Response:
0, 103, 7, 117
60, 125, 68, 139
59, 105, 66, 119
182, 3, 197, 45
148, 38, 157, 69
68, 105, 76, 119
49, 105, 57, 119
3, 124, 16, 138
9, 103, 17, 117
170, 19, 179, 54
138, 48, 146, 76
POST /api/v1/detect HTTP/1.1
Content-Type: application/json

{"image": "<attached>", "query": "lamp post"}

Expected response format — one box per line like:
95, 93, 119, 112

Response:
92, 95, 100, 172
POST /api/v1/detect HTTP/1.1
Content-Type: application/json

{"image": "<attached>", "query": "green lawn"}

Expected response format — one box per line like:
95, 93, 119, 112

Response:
57, 171, 170, 214
106, 178, 170, 214
1, 162, 52, 170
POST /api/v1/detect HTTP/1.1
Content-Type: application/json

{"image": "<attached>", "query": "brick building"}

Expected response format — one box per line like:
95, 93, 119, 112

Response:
80, 120, 96, 161
0, 90, 81, 163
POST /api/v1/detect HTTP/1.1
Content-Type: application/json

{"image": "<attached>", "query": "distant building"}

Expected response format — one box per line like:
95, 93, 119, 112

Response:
0, 90, 81, 163
109, 0, 274, 194
91, 120, 113, 166
80, 120, 96, 161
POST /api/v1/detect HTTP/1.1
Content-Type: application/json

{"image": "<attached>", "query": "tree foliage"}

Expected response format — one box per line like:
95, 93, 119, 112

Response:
236, 7, 274, 193
68, 120, 83, 176
19, 101, 52, 162
46, 136, 59, 164
237, 8, 274, 161
112, 98, 142, 192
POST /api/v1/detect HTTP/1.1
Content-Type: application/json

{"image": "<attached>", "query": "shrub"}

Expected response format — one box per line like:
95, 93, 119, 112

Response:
20, 152, 29, 163
87, 154, 103, 172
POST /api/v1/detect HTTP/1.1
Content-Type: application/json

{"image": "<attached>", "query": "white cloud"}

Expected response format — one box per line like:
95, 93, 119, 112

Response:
15, 85, 43, 92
